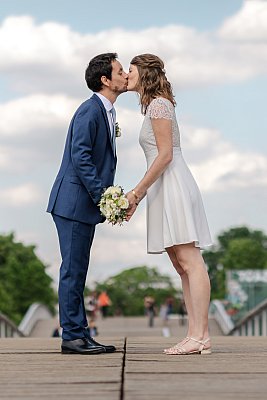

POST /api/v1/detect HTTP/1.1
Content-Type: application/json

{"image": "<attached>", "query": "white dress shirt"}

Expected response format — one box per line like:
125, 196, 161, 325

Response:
95, 92, 115, 135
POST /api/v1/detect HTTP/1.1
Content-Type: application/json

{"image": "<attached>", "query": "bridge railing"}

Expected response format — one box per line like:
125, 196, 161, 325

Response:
229, 298, 267, 336
1, 303, 53, 338
211, 298, 267, 336
0, 313, 24, 338
210, 300, 235, 335
18, 303, 53, 336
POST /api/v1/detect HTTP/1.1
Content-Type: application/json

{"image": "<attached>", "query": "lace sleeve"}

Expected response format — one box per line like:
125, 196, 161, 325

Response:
146, 98, 173, 120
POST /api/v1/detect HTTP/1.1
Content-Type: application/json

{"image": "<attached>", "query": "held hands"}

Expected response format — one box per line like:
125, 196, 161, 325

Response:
126, 191, 138, 221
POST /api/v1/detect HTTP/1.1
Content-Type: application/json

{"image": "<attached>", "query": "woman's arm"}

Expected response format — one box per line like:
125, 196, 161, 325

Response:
126, 117, 173, 219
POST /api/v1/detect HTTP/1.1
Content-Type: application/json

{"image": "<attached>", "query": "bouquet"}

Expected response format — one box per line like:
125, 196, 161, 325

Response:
99, 185, 129, 225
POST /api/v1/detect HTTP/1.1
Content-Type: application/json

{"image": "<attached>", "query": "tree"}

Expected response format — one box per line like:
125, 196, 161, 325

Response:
0, 233, 57, 324
203, 249, 225, 300
93, 266, 179, 316
203, 226, 267, 300
217, 226, 267, 252
221, 238, 267, 270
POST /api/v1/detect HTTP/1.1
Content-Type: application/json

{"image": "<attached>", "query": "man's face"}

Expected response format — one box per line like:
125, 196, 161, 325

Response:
109, 60, 128, 94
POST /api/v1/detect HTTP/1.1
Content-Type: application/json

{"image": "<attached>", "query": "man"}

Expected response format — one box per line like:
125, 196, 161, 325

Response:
47, 53, 128, 354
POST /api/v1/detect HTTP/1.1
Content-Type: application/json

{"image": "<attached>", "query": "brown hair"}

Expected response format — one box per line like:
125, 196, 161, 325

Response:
130, 53, 176, 114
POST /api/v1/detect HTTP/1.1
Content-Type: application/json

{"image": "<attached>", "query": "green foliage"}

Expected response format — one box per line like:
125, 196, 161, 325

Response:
203, 250, 225, 300
221, 238, 267, 270
0, 233, 57, 324
217, 226, 267, 251
203, 226, 267, 300
94, 266, 179, 316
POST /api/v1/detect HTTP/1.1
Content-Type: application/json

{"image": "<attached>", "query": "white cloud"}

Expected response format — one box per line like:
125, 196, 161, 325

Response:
0, 94, 79, 137
0, 15, 82, 67
0, 183, 42, 206
117, 116, 267, 193
0, 147, 9, 169
0, 11, 267, 96
0, 95, 145, 178
0, 94, 81, 173
190, 151, 267, 192
0, 91, 266, 192
181, 125, 267, 192
219, 0, 267, 41
0, 4, 266, 284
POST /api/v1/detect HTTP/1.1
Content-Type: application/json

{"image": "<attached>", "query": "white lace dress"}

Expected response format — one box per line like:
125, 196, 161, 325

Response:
139, 97, 212, 254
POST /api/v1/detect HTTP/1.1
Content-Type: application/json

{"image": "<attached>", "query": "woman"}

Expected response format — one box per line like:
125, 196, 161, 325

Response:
126, 54, 212, 355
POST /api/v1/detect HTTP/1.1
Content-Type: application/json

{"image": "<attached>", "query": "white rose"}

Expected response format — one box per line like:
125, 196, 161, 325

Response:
112, 186, 122, 195
104, 186, 117, 195
118, 197, 129, 209
110, 202, 117, 209
105, 205, 113, 214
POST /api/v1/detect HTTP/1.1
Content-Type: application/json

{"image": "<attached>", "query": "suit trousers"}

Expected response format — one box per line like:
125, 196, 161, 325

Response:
52, 214, 95, 340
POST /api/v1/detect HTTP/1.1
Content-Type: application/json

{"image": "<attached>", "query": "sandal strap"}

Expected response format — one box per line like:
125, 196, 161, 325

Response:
172, 345, 187, 354
189, 337, 210, 345
188, 337, 210, 351
171, 337, 190, 350
189, 337, 203, 345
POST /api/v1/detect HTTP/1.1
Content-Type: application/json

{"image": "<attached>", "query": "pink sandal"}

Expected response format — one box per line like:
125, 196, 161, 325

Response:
164, 337, 211, 355
163, 336, 189, 353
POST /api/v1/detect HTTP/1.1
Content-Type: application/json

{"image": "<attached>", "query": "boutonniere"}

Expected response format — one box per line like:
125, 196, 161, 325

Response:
115, 122, 122, 138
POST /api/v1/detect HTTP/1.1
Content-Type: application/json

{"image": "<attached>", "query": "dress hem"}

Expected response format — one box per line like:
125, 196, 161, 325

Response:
147, 240, 213, 254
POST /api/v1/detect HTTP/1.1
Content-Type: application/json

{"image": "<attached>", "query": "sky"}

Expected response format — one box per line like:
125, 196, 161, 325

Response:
0, 0, 267, 288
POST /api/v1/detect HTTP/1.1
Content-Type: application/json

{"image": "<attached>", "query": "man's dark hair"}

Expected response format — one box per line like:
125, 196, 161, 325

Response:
85, 52, 118, 92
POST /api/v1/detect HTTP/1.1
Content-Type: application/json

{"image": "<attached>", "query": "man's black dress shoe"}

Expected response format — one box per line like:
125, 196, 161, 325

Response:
84, 328, 116, 353
61, 338, 106, 354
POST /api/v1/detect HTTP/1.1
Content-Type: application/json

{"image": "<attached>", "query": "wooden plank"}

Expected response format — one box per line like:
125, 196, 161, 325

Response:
0, 337, 124, 353
1, 336, 267, 399
124, 374, 267, 400
124, 337, 267, 400
0, 337, 124, 400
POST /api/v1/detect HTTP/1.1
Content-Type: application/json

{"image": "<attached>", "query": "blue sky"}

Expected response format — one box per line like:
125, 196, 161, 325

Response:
0, 0, 243, 32
0, 0, 266, 285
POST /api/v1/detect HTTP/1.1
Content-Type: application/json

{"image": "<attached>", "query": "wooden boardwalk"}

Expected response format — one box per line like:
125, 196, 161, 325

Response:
1, 335, 267, 399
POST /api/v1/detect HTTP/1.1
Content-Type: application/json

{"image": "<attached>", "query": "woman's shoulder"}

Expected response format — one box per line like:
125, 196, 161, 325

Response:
149, 97, 174, 107
147, 97, 174, 119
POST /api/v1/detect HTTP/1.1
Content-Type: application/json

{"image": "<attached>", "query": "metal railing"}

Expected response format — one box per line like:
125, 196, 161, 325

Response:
0, 313, 24, 338
229, 298, 267, 336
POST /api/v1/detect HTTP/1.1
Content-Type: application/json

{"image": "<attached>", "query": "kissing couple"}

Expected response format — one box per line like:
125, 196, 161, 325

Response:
47, 53, 212, 356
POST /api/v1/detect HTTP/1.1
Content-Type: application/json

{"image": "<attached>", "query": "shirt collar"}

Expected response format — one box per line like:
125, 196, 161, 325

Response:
95, 92, 113, 112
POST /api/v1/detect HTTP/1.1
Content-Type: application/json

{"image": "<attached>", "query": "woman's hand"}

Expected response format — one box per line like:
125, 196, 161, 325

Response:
126, 191, 138, 221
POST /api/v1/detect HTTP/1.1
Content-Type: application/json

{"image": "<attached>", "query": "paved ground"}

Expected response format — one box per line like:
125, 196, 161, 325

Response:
0, 335, 267, 399
31, 315, 223, 338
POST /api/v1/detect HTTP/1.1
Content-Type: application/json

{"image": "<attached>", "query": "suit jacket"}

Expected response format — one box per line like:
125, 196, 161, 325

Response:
47, 94, 117, 225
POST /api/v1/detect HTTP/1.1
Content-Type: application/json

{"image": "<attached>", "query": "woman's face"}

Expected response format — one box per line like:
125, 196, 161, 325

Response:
127, 64, 140, 92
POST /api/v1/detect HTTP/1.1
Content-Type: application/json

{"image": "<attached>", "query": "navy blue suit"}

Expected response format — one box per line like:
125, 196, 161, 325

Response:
47, 94, 116, 340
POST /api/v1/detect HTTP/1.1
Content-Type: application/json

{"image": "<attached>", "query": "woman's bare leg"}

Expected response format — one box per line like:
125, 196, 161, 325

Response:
165, 243, 211, 354
166, 246, 194, 337
173, 243, 210, 341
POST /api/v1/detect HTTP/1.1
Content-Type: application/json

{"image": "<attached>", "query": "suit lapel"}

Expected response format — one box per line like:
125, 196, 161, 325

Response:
91, 94, 116, 158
